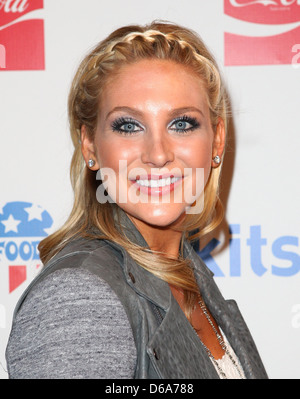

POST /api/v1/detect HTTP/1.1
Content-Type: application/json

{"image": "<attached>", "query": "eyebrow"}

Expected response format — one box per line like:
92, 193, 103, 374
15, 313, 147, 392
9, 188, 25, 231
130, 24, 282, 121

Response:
105, 106, 204, 120
105, 107, 144, 121
169, 107, 204, 118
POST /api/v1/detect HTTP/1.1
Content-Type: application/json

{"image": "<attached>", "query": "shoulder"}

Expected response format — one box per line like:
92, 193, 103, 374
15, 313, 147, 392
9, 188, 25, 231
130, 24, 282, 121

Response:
17, 267, 126, 319
6, 266, 137, 379
43, 236, 121, 271
13, 267, 132, 331
14, 237, 124, 316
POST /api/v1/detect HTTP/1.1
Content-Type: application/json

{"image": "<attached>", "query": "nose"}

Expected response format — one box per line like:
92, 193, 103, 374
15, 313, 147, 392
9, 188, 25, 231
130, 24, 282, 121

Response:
141, 131, 175, 168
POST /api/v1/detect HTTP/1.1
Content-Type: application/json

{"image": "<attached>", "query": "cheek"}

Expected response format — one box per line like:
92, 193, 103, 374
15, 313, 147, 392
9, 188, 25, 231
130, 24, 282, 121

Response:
96, 137, 135, 170
181, 138, 213, 198
181, 137, 213, 169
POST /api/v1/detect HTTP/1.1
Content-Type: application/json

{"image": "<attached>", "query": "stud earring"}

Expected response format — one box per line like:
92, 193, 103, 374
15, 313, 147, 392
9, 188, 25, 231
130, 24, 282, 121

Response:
213, 155, 221, 164
88, 159, 95, 168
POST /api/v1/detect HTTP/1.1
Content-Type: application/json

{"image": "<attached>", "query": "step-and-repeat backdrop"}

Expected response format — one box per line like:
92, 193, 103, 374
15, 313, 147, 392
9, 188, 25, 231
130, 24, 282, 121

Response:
0, 0, 299, 379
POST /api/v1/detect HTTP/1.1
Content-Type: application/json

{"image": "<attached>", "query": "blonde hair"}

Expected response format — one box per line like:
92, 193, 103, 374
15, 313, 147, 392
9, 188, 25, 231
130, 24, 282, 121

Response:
39, 21, 228, 320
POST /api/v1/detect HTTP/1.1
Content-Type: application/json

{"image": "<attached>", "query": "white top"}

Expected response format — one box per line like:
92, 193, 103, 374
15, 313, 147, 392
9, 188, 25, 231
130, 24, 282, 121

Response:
211, 330, 246, 379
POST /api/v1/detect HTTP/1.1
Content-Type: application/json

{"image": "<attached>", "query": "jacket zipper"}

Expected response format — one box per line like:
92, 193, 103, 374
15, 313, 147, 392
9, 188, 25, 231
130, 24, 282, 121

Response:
150, 302, 164, 326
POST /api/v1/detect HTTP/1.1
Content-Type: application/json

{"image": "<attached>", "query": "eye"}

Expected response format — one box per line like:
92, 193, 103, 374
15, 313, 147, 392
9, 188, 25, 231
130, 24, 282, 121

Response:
169, 115, 200, 133
111, 117, 143, 135
173, 120, 189, 130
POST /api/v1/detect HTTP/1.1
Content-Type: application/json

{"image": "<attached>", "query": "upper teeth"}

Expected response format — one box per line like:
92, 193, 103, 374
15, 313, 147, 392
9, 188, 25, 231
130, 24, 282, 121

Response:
136, 177, 180, 187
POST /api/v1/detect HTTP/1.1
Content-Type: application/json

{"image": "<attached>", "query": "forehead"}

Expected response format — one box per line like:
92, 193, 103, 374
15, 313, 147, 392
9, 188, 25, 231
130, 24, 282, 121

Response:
99, 59, 208, 115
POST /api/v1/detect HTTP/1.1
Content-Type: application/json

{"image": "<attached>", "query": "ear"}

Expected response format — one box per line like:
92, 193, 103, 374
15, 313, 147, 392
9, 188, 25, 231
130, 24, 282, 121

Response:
212, 118, 226, 167
81, 125, 100, 170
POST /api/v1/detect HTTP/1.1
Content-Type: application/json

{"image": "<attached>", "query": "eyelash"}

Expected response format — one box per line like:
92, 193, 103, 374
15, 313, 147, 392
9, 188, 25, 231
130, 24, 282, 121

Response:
110, 115, 200, 135
111, 117, 142, 135
169, 115, 200, 133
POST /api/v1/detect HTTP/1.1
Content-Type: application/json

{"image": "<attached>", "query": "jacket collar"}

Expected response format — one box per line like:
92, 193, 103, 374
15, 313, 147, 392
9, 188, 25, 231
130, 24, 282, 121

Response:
110, 208, 214, 311
106, 209, 267, 378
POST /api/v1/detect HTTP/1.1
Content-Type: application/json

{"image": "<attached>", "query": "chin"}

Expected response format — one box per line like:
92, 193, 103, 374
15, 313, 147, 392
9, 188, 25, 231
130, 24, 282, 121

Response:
124, 203, 187, 229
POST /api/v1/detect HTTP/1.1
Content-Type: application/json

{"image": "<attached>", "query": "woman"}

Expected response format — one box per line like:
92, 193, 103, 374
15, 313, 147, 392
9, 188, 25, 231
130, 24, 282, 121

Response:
6, 21, 268, 379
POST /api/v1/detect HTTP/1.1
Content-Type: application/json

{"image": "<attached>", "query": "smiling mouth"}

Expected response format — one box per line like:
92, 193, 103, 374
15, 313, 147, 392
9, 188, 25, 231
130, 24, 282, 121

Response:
129, 174, 183, 196
135, 176, 181, 188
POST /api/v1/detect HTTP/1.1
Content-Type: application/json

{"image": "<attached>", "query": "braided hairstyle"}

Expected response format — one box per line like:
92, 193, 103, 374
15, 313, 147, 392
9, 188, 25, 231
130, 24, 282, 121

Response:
39, 21, 228, 320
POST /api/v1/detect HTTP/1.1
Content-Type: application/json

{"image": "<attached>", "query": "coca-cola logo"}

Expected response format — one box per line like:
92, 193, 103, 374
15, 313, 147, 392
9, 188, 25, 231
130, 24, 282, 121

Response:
0, 0, 45, 70
224, 0, 300, 65
229, 0, 299, 5
0, 0, 41, 26
225, 0, 300, 24
0, 0, 29, 14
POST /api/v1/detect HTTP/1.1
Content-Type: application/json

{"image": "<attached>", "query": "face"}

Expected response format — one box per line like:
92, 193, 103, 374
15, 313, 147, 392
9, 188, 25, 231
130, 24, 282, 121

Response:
82, 59, 225, 231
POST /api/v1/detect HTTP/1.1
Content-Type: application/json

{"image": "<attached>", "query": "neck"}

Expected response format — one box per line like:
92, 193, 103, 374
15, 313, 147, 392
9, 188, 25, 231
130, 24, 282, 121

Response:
127, 214, 184, 259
